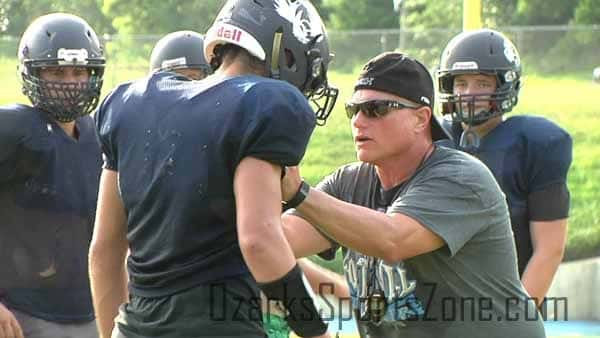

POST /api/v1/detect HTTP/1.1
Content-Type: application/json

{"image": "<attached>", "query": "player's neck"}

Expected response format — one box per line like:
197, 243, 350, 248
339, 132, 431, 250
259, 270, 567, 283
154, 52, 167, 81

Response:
57, 120, 78, 139
463, 115, 503, 137
215, 60, 264, 79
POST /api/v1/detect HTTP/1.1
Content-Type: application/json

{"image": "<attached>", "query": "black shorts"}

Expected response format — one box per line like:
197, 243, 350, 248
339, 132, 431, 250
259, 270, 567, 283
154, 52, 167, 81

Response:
113, 275, 266, 338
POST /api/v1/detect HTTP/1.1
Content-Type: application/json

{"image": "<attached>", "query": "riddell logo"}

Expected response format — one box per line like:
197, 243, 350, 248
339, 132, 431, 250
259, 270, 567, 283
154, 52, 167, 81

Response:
217, 26, 243, 42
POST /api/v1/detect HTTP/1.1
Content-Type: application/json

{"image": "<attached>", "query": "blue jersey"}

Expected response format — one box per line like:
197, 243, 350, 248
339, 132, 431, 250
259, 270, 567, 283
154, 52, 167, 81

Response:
445, 115, 572, 274
96, 73, 316, 297
0, 104, 101, 323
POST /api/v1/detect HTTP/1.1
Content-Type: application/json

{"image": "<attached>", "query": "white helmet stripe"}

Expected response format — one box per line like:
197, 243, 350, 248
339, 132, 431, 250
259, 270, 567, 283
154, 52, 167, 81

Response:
204, 23, 266, 62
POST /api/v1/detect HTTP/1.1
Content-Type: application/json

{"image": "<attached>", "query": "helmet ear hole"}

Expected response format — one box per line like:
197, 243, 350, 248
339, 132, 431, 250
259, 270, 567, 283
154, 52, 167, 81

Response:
284, 48, 296, 70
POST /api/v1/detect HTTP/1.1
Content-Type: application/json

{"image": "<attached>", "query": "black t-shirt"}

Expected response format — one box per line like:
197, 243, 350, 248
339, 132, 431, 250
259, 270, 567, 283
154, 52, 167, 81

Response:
96, 73, 316, 297
0, 104, 102, 322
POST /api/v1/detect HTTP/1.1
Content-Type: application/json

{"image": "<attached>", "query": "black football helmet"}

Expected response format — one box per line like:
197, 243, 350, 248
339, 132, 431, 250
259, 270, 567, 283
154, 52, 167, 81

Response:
18, 13, 105, 122
204, 0, 338, 125
437, 29, 522, 127
149, 30, 211, 80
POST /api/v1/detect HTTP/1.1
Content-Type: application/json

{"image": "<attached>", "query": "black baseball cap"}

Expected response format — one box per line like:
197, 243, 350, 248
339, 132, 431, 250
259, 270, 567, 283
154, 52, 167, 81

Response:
354, 52, 448, 141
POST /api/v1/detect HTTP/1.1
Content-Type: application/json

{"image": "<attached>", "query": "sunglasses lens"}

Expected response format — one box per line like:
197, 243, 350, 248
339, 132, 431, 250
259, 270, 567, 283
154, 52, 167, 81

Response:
361, 102, 377, 118
374, 103, 391, 117
363, 102, 391, 118
345, 100, 402, 119
345, 103, 359, 119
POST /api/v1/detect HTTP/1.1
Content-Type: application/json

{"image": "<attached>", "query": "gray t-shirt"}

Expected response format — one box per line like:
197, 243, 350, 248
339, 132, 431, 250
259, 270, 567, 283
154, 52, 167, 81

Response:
299, 146, 545, 338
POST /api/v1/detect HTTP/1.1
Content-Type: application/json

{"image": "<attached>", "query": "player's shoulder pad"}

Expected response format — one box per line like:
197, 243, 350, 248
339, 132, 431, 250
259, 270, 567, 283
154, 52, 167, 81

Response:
0, 103, 43, 141
95, 79, 138, 126
0, 103, 40, 121
505, 115, 571, 148
240, 76, 316, 125
243, 75, 306, 99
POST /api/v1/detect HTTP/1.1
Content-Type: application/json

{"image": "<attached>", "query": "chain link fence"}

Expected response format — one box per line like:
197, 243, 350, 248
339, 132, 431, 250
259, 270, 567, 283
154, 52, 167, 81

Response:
326, 25, 600, 75
2, 24, 599, 80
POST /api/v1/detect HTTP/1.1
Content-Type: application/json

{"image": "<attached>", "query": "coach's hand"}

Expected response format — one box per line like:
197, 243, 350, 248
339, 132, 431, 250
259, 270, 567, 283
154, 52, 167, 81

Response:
281, 166, 303, 202
0, 302, 24, 338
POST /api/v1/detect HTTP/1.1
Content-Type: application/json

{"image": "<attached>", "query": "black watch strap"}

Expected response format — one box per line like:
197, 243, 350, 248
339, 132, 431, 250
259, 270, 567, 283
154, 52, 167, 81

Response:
283, 180, 310, 211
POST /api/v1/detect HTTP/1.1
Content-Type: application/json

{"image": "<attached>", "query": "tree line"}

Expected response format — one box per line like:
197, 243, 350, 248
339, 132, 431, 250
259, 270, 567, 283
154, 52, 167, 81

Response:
0, 0, 597, 38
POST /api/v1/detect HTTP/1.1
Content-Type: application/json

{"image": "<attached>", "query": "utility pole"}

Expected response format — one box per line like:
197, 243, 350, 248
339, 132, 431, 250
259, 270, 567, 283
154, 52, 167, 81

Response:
463, 0, 482, 31
393, 0, 406, 51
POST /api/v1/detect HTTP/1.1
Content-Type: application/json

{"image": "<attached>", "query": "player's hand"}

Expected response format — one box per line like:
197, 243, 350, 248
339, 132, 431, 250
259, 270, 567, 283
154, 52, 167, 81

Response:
281, 166, 303, 202
0, 303, 24, 338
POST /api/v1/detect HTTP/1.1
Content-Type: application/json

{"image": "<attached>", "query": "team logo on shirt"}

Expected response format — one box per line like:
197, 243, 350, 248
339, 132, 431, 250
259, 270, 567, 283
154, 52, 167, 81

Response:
344, 251, 425, 323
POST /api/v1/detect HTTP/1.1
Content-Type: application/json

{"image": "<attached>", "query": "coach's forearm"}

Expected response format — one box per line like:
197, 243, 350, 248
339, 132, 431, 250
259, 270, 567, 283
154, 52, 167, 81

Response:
298, 258, 349, 299
89, 243, 128, 338
295, 188, 403, 261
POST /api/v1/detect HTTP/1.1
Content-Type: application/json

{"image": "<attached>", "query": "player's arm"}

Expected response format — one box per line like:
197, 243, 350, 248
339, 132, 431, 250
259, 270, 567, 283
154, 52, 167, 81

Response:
522, 131, 572, 306
234, 157, 329, 338
282, 209, 348, 298
521, 218, 567, 306
234, 157, 297, 280
88, 169, 129, 338
282, 213, 333, 259
0, 110, 26, 184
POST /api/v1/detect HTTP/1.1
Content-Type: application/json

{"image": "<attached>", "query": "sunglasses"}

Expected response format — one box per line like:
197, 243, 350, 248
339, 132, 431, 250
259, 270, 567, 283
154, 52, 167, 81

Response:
345, 100, 421, 119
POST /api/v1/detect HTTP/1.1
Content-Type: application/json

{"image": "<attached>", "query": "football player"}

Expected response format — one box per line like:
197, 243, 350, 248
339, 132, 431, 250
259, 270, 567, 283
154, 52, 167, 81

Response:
0, 13, 105, 338
149, 30, 212, 81
437, 28, 572, 306
89, 1, 338, 337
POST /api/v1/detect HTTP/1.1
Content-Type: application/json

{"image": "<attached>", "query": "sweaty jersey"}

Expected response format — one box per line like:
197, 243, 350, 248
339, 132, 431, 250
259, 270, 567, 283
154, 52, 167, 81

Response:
294, 146, 545, 338
444, 115, 572, 274
96, 72, 316, 297
0, 104, 101, 323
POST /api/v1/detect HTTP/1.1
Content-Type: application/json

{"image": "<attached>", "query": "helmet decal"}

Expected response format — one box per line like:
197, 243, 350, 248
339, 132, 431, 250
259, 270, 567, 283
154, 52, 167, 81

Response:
451, 61, 479, 71
57, 48, 89, 65
503, 40, 520, 66
274, 0, 323, 44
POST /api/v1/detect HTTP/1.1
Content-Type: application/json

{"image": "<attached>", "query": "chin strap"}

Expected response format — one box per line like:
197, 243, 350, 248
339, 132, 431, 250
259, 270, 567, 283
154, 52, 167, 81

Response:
459, 127, 481, 154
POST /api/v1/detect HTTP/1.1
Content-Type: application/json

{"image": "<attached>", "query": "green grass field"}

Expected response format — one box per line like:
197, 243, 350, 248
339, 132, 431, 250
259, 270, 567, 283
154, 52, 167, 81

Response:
1, 57, 598, 263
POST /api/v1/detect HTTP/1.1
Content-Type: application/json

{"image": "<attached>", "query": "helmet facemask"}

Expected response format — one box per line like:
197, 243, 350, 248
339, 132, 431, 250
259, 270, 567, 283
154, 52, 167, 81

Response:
21, 65, 104, 123
439, 70, 520, 128
292, 45, 338, 126
438, 68, 520, 153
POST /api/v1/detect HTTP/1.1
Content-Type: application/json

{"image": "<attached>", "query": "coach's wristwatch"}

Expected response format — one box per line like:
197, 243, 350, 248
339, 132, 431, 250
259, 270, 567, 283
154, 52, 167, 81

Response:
282, 180, 310, 211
